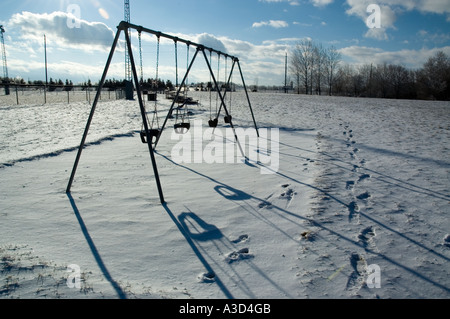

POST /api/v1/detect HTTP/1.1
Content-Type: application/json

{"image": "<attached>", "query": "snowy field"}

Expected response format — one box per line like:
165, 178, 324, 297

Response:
0, 90, 449, 299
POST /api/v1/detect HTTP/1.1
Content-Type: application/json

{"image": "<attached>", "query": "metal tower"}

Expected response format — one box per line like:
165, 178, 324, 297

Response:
124, 0, 132, 82
0, 25, 10, 95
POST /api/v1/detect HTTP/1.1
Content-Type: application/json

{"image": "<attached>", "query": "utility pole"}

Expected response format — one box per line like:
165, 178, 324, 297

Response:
44, 34, 48, 103
284, 51, 288, 93
0, 25, 9, 95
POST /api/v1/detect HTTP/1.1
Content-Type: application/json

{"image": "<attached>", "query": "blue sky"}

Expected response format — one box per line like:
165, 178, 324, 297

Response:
1, 0, 450, 85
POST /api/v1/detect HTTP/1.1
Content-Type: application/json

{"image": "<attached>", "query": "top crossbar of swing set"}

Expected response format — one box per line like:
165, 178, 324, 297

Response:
123, 21, 237, 61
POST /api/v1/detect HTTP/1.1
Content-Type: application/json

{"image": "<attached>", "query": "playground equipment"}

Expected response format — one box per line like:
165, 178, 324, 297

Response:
66, 21, 259, 204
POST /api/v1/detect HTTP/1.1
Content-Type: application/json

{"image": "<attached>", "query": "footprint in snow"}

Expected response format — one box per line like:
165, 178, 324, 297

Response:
356, 191, 371, 200
358, 174, 371, 182
346, 253, 368, 293
280, 188, 296, 200
198, 271, 216, 283
225, 248, 253, 264
346, 181, 355, 190
258, 201, 272, 209
259, 192, 274, 209
443, 234, 450, 247
280, 188, 297, 209
280, 184, 296, 199
231, 234, 249, 244
358, 226, 376, 251
348, 201, 360, 222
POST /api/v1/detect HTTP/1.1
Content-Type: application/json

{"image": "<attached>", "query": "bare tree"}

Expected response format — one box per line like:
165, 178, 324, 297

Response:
313, 43, 327, 95
334, 64, 354, 96
291, 43, 449, 100
289, 47, 302, 94
417, 51, 450, 100
388, 64, 409, 99
374, 63, 390, 98
290, 39, 314, 94
324, 46, 341, 96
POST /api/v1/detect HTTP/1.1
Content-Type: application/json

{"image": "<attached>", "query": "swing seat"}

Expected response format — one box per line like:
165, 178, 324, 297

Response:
140, 129, 161, 144
208, 118, 218, 128
174, 122, 190, 134
224, 115, 232, 123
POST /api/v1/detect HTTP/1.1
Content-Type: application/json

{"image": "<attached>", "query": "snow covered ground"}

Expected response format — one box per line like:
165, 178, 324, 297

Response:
0, 90, 449, 299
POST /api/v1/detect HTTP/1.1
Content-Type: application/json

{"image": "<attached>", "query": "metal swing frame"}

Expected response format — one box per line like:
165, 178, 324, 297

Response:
66, 21, 259, 204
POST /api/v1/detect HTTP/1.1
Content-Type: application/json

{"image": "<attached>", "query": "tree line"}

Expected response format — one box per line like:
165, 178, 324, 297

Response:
0, 77, 176, 92
290, 39, 450, 101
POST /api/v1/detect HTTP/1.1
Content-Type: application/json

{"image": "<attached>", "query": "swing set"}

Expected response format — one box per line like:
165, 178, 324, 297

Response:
66, 21, 259, 204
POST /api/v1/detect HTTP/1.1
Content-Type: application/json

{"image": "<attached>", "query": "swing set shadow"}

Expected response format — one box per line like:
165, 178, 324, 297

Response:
66, 21, 259, 205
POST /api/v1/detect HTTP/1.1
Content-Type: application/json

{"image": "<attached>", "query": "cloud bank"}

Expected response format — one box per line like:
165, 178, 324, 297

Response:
345, 0, 450, 40
252, 20, 289, 28
8, 11, 115, 51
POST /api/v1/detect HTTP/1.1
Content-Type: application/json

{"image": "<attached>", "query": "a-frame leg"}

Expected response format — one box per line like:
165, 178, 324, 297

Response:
201, 48, 246, 159
236, 59, 259, 137
124, 29, 165, 204
67, 24, 165, 204
66, 28, 122, 194
211, 58, 259, 138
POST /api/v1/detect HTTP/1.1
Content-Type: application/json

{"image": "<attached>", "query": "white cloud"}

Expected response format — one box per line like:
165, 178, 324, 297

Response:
339, 45, 450, 68
417, 29, 450, 44
7, 11, 115, 52
346, 0, 450, 16
346, 1, 397, 27
293, 21, 313, 27
252, 20, 289, 28
418, 0, 450, 15
364, 28, 389, 40
133, 30, 290, 85
263, 37, 309, 45
345, 0, 450, 40
196, 34, 227, 53
311, 0, 334, 7
6, 56, 124, 80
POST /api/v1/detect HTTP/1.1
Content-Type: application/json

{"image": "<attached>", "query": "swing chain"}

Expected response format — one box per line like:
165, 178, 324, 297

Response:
174, 38, 178, 88
138, 31, 144, 85
140, 34, 162, 144
174, 42, 191, 134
